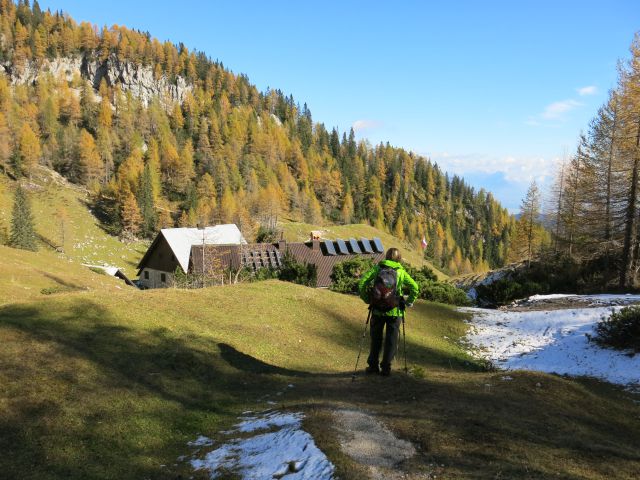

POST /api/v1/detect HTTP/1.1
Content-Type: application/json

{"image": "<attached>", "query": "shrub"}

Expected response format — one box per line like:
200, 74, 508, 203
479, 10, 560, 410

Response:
173, 266, 201, 288
278, 251, 317, 287
253, 266, 279, 281
478, 278, 551, 307
255, 226, 280, 243
420, 280, 471, 306
330, 257, 374, 294
594, 306, 640, 352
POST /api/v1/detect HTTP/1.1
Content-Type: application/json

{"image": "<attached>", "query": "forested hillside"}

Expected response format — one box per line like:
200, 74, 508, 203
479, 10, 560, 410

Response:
0, 0, 513, 275
550, 34, 640, 287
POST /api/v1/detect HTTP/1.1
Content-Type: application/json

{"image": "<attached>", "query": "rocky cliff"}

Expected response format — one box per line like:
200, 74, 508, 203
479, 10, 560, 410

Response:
1, 53, 192, 105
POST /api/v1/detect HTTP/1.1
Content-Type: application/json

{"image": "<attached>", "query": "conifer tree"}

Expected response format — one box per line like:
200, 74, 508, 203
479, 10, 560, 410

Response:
10, 184, 37, 251
120, 186, 142, 238
139, 163, 157, 237
146, 138, 162, 201
77, 129, 103, 189
510, 180, 543, 267
0, 112, 10, 171
17, 122, 41, 177
341, 188, 354, 224
195, 172, 217, 224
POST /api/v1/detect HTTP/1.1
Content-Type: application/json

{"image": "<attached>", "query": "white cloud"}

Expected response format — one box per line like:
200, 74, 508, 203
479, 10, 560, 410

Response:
352, 119, 382, 132
540, 99, 583, 120
427, 152, 560, 184
577, 85, 598, 96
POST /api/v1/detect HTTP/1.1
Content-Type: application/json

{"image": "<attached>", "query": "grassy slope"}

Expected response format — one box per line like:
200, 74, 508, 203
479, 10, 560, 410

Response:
280, 220, 448, 280
0, 169, 147, 278
0, 280, 638, 479
0, 244, 125, 305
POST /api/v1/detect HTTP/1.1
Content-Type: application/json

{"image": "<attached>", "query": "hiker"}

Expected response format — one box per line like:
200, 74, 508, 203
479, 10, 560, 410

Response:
358, 248, 419, 376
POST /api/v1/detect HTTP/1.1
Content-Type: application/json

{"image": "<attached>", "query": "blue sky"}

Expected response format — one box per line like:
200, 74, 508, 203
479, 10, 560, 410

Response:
37, 0, 640, 211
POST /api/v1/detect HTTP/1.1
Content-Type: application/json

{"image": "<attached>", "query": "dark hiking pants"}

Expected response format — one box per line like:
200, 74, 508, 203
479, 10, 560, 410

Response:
367, 314, 401, 370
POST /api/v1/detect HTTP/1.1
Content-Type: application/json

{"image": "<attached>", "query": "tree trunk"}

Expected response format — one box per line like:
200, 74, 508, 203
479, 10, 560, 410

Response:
554, 162, 565, 253
604, 105, 617, 242
620, 118, 640, 288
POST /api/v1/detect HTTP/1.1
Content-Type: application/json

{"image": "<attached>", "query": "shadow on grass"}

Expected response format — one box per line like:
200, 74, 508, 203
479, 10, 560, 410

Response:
217, 342, 348, 379
0, 299, 287, 479
40, 272, 87, 291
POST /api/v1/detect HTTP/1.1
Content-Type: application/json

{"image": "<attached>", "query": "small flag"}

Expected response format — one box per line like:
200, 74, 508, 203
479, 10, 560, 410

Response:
421, 236, 428, 250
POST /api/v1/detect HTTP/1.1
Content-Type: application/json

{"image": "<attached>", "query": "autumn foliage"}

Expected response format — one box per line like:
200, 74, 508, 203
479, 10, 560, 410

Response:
0, 0, 514, 273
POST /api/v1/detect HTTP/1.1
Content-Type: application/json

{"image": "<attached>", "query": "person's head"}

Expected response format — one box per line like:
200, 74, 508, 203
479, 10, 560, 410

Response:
385, 248, 401, 262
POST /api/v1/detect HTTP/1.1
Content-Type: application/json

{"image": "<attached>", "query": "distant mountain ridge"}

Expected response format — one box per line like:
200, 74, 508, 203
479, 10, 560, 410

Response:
0, 0, 514, 275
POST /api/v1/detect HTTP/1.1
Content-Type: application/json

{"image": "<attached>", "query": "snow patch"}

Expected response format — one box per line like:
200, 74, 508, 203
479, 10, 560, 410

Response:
527, 294, 577, 301
525, 293, 640, 305
465, 305, 640, 388
190, 411, 334, 479
188, 435, 214, 447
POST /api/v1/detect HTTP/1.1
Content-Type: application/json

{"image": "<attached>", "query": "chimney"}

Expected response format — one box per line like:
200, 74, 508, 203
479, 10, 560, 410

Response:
310, 231, 321, 251
278, 239, 286, 250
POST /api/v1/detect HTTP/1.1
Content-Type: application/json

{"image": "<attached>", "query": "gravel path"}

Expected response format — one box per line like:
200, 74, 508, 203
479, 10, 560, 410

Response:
333, 408, 418, 480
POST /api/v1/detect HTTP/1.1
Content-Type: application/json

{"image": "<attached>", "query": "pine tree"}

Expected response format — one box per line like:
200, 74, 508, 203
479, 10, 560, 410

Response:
9, 184, 37, 251
139, 163, 157, 237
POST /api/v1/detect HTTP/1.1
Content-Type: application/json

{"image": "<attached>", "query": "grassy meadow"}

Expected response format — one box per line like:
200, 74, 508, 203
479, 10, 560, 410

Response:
0, 244, 126, 305
0, 169, 147, 278
1, 280, 638, 479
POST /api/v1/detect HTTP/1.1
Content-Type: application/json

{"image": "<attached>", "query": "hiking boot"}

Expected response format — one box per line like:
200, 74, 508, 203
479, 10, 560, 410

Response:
365, 365, 380, 374
380, 366, 391, 376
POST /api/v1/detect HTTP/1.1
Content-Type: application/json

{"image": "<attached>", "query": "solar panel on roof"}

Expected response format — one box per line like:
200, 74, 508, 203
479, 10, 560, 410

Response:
324, 240, 337, 255
372, 237, 384, 253
349, 238, 362, 254
336, 239, 349, 255
360, 238, 373, 254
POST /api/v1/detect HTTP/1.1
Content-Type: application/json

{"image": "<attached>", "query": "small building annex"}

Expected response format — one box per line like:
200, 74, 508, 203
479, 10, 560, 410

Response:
136, 225, 246, 289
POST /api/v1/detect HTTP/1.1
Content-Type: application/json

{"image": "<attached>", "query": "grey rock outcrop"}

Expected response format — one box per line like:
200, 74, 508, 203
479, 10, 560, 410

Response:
1, 53, 192, 105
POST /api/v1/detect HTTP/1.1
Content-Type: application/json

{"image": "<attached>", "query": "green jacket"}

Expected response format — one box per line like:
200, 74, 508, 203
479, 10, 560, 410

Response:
358, 260, 419, 317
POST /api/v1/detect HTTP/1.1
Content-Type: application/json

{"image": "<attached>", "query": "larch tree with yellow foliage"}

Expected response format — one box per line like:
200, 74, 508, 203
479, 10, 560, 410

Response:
17, 123, 41, 178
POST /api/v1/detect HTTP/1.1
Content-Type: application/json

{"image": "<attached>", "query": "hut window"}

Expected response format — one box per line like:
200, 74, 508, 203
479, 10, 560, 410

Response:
144, 271, 149, 279
161, 273, 166, 283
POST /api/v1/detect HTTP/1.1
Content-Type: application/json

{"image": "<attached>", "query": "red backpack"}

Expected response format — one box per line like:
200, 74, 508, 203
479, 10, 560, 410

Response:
369, 266, 399, 311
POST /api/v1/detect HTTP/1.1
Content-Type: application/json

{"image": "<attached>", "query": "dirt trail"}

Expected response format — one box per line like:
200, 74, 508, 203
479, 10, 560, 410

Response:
333, 408, 428, 479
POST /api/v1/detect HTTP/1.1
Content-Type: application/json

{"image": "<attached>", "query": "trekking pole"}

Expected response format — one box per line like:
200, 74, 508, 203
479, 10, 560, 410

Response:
351, 307, 372, 382
400, 296, 408, 373
402, 315, 408, 373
